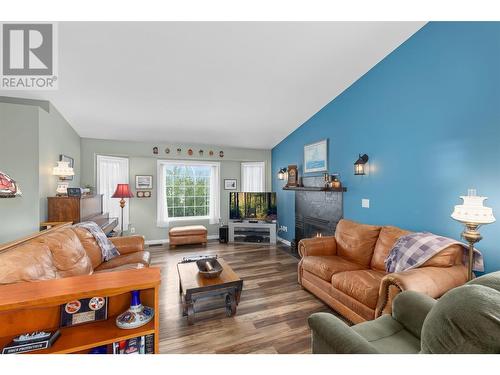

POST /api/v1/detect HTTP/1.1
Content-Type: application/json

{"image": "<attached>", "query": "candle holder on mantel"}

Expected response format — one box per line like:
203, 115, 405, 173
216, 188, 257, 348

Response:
330, 174, 341, 189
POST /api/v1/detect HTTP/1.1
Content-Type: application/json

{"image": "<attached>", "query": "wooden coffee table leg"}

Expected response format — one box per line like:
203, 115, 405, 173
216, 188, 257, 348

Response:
225, 292, 237, 316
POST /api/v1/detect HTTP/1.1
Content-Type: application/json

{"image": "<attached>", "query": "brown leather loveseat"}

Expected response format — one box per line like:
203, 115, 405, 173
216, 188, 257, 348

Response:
0, 224, 151, 285
298, 219, 468, 324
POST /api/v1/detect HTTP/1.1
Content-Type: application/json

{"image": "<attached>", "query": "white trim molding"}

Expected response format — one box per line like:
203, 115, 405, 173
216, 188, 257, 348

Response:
146, 234, 219, 246
277, 236, 291, 247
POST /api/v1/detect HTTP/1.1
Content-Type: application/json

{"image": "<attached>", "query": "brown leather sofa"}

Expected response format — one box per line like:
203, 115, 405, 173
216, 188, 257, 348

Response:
0, 224, 151, 285
298, 219, 468, 324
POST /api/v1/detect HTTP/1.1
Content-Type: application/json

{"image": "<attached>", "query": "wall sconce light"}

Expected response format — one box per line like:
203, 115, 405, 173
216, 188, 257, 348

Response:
277, 167, 288, 180
354, 154, 369, 175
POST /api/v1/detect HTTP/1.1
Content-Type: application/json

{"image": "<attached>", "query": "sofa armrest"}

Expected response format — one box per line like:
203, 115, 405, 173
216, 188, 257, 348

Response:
308, 312, 378, 354
376, 265, 467, 317
110, 235, 145, 255
298, 236, 337, 257
392, 291, 436, 339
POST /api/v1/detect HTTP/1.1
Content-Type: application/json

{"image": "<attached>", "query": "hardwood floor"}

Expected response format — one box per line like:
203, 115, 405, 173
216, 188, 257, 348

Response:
149, 240, 333, 354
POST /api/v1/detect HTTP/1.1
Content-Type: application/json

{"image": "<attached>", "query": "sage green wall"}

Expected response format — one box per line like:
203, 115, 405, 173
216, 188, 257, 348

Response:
80, 138, 272, 241
38, 103, 81, 221
0, 98, 81, 244
0, 102, 40, 242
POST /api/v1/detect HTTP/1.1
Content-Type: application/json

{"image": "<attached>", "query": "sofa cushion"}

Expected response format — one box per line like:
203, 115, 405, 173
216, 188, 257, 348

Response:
0, 242, 58, 284
352, 315, 421, 354
169, 225, 207, 237
335, 219, 382, 267
371, 226, 411, 271
36, 228, 93, 277
72, 227, 104, 269
301, 255, 365, 282
332, 269, 386, 309
95, 251, 151, 272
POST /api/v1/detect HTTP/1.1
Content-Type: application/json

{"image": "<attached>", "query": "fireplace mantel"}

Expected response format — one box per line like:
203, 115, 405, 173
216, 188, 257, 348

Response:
283, 186, 346, 192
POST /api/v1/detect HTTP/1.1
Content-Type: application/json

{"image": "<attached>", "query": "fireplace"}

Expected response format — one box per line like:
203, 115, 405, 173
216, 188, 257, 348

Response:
303, 216, 331, 238
291, 176, 343, 255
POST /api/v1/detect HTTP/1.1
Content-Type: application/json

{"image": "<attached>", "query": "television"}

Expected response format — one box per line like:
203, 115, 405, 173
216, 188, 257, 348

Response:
229, 192, 277, 221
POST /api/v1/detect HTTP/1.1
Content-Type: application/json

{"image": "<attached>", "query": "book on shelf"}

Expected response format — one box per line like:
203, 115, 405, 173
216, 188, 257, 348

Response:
112, 334, 154, 354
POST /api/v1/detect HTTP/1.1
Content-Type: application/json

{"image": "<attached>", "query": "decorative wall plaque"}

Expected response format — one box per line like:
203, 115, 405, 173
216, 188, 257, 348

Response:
60, 297, 108, 327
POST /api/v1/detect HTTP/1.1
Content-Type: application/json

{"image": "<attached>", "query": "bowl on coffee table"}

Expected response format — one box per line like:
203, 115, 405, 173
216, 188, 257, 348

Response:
196, 258, 223, 279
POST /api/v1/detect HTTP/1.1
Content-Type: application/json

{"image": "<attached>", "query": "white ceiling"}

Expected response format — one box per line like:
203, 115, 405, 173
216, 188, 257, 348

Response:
1, 22, 425, 149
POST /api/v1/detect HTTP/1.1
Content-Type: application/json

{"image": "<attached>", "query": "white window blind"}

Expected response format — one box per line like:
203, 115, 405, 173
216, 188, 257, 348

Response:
157, 160, 220, 227
96, 155, 130, 229
241, 162, 265, 192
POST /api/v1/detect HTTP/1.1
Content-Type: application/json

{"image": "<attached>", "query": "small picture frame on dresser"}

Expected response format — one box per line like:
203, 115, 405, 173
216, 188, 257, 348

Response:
66, 188, 82, 197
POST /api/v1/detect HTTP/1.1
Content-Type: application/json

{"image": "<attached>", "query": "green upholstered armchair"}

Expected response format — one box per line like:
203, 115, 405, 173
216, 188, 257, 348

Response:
308, 271, 500, 354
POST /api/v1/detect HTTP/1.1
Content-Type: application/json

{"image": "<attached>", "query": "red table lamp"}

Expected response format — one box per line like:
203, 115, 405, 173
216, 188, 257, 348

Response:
112, 184, 134, 234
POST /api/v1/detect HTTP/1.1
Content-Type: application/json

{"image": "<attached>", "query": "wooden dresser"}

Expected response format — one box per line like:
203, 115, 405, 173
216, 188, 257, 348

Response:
47, 195, 118, 235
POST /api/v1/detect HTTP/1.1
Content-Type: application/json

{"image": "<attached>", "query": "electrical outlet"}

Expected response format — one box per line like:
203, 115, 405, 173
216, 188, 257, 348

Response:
362, 199, 370, 208
130, 227, 136, 234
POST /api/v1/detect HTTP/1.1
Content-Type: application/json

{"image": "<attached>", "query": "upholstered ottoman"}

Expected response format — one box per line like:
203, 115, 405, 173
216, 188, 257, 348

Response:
169, 225, 208, 249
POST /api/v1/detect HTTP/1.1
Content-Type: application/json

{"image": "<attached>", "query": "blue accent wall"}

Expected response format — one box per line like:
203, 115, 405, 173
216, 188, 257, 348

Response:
272, 22, 500, 273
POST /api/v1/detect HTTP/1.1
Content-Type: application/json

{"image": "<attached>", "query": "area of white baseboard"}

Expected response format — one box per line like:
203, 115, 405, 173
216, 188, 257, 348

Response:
277, 236, 291, 247
145, 234, 219, 246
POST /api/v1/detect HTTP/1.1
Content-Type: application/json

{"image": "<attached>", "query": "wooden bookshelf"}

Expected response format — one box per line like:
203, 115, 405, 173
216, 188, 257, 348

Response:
0, 268, 161, 354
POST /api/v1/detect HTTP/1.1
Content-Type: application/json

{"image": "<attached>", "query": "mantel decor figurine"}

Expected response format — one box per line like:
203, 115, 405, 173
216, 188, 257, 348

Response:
330, 174, 341, 189
286, 165, 298, 187
116, 290, 154, 330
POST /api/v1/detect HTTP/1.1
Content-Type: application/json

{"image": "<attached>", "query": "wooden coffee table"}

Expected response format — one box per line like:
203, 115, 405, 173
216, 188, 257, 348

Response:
177, 258, 243, 324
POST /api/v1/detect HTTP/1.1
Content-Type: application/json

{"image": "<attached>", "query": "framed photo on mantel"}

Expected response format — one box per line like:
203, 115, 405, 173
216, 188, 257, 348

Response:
304, 139, 328, 173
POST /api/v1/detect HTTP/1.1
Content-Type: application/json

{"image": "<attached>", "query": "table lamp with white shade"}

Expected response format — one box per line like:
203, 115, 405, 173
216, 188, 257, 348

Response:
451, 189, 495, 281
52, 161, 75, 196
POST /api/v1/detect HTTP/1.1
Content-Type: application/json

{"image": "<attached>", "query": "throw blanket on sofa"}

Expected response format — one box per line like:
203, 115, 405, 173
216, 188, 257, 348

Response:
75, 221, 120, 261
385, 232, 484, 273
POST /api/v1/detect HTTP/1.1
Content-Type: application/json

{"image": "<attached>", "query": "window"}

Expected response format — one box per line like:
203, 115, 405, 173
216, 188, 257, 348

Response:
157, 160, 220, 226
96, 155, 130, 229
241, 162, 265, 192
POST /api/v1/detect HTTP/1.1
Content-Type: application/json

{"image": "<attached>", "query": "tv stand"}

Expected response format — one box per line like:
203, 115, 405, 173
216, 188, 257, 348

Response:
228, 220, 277, 244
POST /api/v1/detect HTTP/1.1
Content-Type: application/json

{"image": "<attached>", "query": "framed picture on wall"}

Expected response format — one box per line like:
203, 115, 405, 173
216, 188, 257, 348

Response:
224, 179, 237, 190
59, 154, 74, 181
304, 139, 328, 173
135, 175, 153, 189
